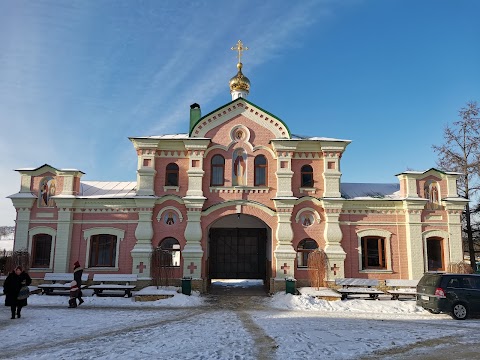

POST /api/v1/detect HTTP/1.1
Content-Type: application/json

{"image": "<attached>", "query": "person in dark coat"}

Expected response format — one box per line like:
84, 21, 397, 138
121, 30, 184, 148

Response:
3, 266, 32, 319
68, 280, 79, 308
73, 261, 84, 305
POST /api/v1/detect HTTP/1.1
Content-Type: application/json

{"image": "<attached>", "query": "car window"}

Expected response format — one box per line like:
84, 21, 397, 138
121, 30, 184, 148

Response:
419, 275, 440, 287
471, 277, 480, 289
461, 277, 473, 288
447, 278, 461, 288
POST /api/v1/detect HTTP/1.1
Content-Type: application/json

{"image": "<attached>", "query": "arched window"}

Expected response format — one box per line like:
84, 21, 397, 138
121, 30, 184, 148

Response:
89, 234, 117, 267
254, 155, 267, 186
211, 155, 225, 186
301, 165, 314, 187
165, 163, 179, 186
297, 238, 319, 268
361, 237, 386, 269
32, 234, 52, 268
158, 237, 181, 267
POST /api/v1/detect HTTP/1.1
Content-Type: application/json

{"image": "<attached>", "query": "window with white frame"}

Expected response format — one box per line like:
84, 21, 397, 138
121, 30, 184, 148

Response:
357, 229, 392, 272
83, 227, 124, 269
89, 234, 117, 267
31, 234, 52, 268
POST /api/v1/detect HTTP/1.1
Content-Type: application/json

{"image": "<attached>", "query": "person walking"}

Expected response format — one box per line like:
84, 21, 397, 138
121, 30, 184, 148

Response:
73, 261, 84, 305
3, 265, 32, 319
68, 280, 79, 308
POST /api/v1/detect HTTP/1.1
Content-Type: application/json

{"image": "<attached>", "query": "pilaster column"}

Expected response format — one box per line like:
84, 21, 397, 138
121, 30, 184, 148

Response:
183, 139, 209, 198
403, 200, 425, 279
53, 198, 75, 272
322, 151, 342, 198
322, 200, 346, 279
9, 197, 36, 251
136, 149, 157, 196
131, 197, 156, 278
275, 151, 294, 197
186, 150, 205, 197
445, 201, 468, 263
445, 175, 460, 198
273, 199, 296, 279
397, 174, 420, 198
182, 198, 205, 279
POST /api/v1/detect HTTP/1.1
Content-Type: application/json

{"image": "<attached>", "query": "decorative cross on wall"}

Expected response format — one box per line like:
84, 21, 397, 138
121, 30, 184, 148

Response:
281, 263, 290, 275
136, 262, 146, 274
331, 264, 340, 276
188, 262, 197, 274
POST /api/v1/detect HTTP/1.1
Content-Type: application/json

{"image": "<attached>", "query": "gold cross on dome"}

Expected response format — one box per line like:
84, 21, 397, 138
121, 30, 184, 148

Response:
231, 40, 248, 63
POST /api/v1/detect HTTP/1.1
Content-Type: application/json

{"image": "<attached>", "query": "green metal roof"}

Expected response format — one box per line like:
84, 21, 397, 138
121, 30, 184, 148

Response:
189, 97, 291, 138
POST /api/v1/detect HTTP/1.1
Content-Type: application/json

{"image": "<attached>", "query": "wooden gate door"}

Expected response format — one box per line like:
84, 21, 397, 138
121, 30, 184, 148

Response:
209, 228, 267, 279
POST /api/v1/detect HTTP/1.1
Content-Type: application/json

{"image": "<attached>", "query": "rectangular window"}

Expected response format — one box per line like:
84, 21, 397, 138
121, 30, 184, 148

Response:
166, 172, 178, 186
361, 237, 385, 269
255, 169, 266, 186
32, 234, 52, 267
211, 167, 224, 186
89, 234, 117, 267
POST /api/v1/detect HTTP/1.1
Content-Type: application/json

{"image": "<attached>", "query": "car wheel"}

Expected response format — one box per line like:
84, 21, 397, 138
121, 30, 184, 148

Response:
451, 302, 468, 320
427, 309, 440, 314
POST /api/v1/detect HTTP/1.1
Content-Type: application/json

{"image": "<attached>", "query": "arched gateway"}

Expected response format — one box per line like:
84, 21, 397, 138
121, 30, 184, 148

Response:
208, 214, 271, 281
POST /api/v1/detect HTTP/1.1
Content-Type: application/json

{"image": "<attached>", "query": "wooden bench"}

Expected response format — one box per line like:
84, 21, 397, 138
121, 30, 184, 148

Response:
38, 273, 89, 295
385, 279, 418, 300
335, 278, 385, 300
88, 274, 137, 297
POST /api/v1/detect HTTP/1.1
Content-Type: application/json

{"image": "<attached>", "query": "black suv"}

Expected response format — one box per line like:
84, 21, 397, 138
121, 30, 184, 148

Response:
416, 273, 480, 320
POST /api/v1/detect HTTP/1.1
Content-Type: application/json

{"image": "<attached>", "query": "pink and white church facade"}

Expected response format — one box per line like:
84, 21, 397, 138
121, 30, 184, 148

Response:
8, 44, 467, 292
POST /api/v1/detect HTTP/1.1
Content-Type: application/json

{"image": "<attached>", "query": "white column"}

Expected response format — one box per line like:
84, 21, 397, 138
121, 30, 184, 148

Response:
182, 207, 204, 279
273, 200, 296, 279
445, 203, 468, 263
53, 198, 75, 272
322, 200, 346, 279
322, 151, 342, 198
9, 197, 36, 251
131, 197, 155, 278
404, 201, 425, 279
275, 151, 294, 197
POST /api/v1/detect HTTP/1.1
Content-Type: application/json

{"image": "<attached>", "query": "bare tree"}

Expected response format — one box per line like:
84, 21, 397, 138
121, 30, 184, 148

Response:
307, 249, 328, 290
151, 248, 175, 288
433, 101, 480, 269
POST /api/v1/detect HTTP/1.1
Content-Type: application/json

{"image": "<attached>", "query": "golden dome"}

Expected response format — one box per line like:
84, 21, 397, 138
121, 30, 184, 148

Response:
229, 62, 250, 92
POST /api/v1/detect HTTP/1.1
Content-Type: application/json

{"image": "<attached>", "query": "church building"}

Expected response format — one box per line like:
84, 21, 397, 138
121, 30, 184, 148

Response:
8, 41, 467, 292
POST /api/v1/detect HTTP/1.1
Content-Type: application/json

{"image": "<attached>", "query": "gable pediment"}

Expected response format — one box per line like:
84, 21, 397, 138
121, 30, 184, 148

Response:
190, 98, 291, 139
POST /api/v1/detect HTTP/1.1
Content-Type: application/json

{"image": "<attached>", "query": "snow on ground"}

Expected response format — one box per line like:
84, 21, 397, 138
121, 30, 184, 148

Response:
1, 284, 479, 360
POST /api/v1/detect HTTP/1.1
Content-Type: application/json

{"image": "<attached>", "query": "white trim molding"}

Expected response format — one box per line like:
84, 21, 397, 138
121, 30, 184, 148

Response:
82, 227, 125, 269
356, 228, 393, 272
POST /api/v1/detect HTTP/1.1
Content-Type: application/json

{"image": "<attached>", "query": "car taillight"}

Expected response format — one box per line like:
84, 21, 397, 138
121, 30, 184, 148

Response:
434, 288, 446, 298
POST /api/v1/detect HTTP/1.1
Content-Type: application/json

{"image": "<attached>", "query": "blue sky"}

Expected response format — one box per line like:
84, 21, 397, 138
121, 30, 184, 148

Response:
1, 0, 479, 226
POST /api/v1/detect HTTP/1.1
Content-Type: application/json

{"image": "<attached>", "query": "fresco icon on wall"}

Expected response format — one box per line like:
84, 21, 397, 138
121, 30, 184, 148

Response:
424, 180, 442, 210
301, 212, 314, 227
39, 177, 56, 207
164, 211, 177, 225
233, 148, 247, 186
